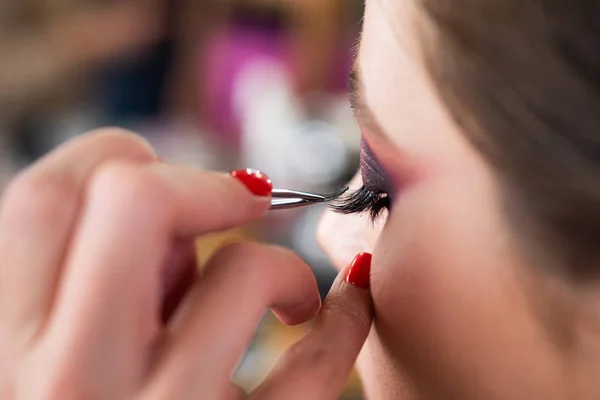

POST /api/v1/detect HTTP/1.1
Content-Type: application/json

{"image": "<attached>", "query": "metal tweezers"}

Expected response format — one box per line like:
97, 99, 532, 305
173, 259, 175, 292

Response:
270, 187, 349, 210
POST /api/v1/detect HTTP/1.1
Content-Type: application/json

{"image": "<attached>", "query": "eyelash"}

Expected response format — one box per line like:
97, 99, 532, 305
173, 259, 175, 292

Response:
329, 186, 391, 222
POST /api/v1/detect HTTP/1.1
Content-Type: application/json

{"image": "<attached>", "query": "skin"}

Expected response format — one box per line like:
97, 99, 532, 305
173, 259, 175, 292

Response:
319, 1, 600, 399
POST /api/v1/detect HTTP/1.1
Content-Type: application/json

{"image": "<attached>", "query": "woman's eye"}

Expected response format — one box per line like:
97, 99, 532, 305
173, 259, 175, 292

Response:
329, 186, 390, 222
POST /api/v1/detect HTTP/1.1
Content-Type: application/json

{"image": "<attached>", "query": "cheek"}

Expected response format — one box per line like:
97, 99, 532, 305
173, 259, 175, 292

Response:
369, 177, 562, 396
371, 177, 510, 344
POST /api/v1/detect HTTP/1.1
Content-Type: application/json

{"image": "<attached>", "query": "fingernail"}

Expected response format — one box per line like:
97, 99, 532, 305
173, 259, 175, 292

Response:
229, 168, 273, 197
345, 252, 372, 289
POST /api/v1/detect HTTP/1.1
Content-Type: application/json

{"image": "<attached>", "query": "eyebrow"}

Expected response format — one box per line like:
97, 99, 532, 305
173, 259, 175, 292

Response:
348, 62, 388, 141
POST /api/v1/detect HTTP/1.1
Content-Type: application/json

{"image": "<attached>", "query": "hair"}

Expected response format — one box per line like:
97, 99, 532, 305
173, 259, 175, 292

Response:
414, 0, 600, 277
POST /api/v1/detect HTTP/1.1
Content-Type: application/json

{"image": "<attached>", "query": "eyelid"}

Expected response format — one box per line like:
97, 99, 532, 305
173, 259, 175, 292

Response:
360, 138, 390, 193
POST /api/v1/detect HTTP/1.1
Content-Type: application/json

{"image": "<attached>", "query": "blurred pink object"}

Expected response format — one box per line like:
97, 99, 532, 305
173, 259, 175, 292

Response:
198, 19, 353, 148
200, 22, 292, 147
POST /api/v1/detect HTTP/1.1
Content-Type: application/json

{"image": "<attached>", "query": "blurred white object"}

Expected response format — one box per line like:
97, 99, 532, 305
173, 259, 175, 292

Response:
286, 119, 348, 187
234, 57, 301, 188
141, 119, 227, 170
234, 58, 359, 190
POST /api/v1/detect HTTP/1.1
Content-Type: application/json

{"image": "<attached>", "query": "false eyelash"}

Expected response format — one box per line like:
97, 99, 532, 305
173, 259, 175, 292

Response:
329, 186, 390, 222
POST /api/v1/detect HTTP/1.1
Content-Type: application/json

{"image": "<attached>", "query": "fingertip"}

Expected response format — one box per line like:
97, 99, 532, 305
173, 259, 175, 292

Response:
229, 169, 273, 197
344, 252, 372, 290
269, 246, 322, 326
319, 252, 374, 333
78, 127, 158, 160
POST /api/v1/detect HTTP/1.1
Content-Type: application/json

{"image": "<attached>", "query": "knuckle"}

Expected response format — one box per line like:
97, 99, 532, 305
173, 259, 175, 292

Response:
84, 127, 156, 158
236, 243, 294, 282
207, 241, 251, 266
206, 242, 285, 286
1, 172, 77, 227
209, 241, 266, 275
89, 161, 170, 219
281, 341, 338, 382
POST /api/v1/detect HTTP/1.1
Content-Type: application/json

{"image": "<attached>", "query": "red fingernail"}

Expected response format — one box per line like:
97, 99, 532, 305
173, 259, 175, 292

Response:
229, 168, 273, 197
345, 252, 372, 289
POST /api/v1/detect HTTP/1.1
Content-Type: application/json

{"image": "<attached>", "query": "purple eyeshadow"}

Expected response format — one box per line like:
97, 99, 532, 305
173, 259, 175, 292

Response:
360, 138, 389, 192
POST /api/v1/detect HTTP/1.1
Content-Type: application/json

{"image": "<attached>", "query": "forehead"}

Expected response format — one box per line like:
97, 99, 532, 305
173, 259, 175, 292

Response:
364, 0, 420, 55
359, 0, 471, 161
359, 1, 431, 147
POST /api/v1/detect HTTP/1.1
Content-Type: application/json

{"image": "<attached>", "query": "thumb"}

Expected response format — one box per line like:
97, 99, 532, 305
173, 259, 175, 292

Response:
250, 253, 374, 400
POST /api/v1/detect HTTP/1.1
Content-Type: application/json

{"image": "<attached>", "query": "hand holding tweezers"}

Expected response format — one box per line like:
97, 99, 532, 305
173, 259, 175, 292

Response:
270, 187, 349, 210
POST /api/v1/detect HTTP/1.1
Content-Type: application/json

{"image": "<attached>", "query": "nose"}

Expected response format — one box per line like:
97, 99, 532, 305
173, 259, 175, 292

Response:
317, 173, 383, 270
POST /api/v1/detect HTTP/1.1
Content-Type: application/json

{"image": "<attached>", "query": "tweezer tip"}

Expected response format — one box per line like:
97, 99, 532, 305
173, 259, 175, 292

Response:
324, 186, 349, 201
269, 186, 350, 211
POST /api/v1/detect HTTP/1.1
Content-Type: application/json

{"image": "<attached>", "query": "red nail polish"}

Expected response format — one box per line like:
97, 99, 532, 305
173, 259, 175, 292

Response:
229, 169, 273, 197
345, 252, 372, 289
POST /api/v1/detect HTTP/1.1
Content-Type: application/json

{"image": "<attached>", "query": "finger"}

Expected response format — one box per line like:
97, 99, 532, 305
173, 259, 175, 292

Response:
250, 253, 373, 400
160, 239, 198, 324
30, 165, 273, 398
143, 242, 321, 400
0, 128, 156, 344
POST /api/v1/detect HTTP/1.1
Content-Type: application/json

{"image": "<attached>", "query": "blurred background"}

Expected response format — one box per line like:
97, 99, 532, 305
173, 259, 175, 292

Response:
0, 0, 365, 398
